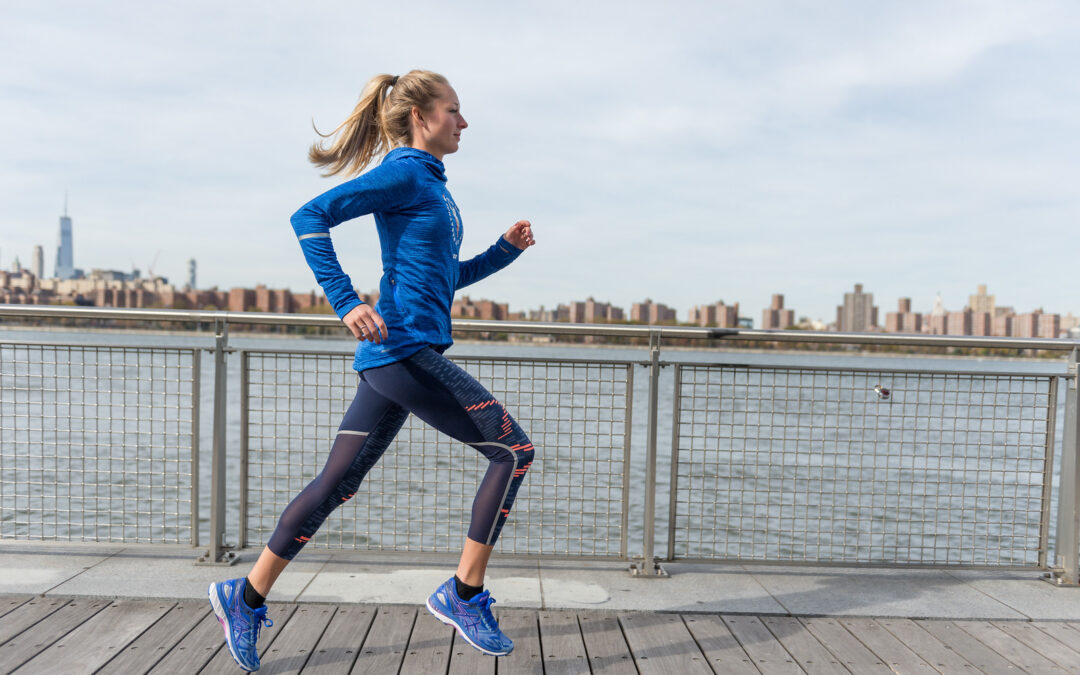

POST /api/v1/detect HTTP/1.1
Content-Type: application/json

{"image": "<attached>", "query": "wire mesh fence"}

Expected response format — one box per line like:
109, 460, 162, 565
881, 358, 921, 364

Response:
241, 350, 633, 557
670, 364, 1057, 567
0, 342, 197, 544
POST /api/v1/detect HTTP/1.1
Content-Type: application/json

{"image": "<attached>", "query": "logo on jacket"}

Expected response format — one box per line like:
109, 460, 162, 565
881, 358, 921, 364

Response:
443, 192, 463, 256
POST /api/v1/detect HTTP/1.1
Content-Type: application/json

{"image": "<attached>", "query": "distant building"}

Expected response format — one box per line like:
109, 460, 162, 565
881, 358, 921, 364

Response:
924, 293, 947, 335
630, 298, 676, 324
1039, 313, 1061, 339
969, 284, 995, 315
946, 310, 972, 336
885, 297, 922, 333
836, 284, 878, 332
568, 297, 624, 323
992, 313, 1013, 337
32, 246, 44, 280
452, 295, 510, 320
688, 300, 739, 328
971, 312, 992, 336
760, 294, 795, 330
55, 206, 74, 280
188, 259, 197, 290
1013, 311, 1041, 338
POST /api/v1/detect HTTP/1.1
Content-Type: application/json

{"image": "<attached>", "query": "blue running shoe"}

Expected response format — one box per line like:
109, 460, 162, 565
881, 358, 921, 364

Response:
425, 577, 513, 656
208, 578, 273, 672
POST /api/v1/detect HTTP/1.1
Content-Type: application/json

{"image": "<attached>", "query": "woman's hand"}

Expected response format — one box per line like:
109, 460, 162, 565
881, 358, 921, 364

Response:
343, 304, 388, 343
504, 220, 536, 250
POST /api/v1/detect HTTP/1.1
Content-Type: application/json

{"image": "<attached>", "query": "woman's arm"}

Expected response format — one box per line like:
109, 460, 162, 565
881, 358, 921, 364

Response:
290, 162, 416, 324
456, 220, 535, 290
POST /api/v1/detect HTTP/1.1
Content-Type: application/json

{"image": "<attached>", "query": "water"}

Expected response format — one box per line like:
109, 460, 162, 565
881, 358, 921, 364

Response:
0, 326, 1070, 565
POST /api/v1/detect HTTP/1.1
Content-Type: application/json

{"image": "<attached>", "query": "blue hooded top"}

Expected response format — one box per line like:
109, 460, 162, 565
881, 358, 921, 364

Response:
290, 147, 522, 371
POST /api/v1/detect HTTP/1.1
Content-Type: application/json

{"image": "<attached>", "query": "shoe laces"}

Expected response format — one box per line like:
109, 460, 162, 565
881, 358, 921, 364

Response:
248, 605, 273, 642
471, 591, 498, 632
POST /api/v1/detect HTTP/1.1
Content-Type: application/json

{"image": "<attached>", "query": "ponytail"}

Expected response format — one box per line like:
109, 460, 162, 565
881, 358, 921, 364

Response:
308, 70, 450, 177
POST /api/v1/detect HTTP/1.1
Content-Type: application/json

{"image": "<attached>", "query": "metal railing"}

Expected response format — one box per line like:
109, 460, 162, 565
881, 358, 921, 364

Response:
0, 305, 1078, 585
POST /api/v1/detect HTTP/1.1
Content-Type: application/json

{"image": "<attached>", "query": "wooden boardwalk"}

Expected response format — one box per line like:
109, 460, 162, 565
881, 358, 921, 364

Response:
1, 595, 1079, 674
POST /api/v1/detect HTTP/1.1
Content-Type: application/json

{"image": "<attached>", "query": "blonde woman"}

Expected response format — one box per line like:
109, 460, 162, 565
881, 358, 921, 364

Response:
209, 70, 536, 672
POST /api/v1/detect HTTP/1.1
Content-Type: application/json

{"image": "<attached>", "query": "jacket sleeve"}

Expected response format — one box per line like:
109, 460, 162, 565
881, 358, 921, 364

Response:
456, 235, 523, 291
290, 163, 416, 319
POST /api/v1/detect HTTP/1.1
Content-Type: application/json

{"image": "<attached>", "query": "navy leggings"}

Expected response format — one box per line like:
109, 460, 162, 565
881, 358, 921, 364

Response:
267, 346, 535, 560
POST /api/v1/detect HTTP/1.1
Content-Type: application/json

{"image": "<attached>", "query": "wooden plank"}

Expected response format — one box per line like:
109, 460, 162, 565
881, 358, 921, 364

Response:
621, 612, 711, 675
994, 620, 1080, 672
349, 605, 415, 674
148, 606, 228, 675
447, 631, 496, 675
578, 611, 636, 675
875, 618, 978, 675
200, 603, 299, 675
259, 604, 337, 675
761, 616, 847, 675
723, 615, 802, 675
301, 605, 374, 675
838, 618, 935, 674
0, 598, 110, 672
97, 601, 210, 675
955, 620, 1070, 674
446, 608, 526, 675
914, 619, 1032, 674
801, 618, 891, 674
683, 614, 758, 674
13, 599, 173, 675
399, 609, 453, 674
0, 596, 32, 620
1031, 622, 1080, 659
0, 598, 69, 646
537, 610, 589, 675
469, 608, 535, 675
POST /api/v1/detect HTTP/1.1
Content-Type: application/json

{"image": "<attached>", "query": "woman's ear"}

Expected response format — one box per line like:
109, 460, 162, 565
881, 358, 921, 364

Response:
410, 105, 426, 132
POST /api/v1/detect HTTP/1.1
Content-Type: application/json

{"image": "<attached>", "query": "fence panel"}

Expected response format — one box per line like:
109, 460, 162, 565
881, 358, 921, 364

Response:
670, 364, 1056, 567
0, 342, 197, 544
241, 350, 633, 557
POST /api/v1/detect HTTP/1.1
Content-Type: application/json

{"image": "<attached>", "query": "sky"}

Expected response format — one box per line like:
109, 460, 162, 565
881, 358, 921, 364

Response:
2, 1, 1079, 323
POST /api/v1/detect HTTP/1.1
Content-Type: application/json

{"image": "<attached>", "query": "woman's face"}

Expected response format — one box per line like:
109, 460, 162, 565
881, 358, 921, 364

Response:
413, 84, 467, 159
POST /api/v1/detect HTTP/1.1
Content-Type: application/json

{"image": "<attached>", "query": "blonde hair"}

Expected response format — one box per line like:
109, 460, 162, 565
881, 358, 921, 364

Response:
308, 70, 450, 177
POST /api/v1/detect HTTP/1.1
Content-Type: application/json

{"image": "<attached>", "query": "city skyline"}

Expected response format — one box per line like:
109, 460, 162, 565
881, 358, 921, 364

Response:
3, 3, 1079, 322
4, 201, 1077, 324
5, 244, 1078, 337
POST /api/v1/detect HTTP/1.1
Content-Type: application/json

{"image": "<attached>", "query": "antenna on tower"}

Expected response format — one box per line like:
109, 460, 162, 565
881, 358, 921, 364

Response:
64, 191, 68, 217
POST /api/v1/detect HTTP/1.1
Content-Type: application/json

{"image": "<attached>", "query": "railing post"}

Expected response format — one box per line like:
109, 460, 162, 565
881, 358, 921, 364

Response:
190, 349, 201, 548
667, 364, 682, 560
197, 316, 238, 565
1052, 347, 1080, 585
239, 350, 249, 549
631, 329, 667, 576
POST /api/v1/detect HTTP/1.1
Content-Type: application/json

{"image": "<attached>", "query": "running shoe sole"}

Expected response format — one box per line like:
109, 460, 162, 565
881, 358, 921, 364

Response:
425, 597, 513, 656
208, 582, 258, 672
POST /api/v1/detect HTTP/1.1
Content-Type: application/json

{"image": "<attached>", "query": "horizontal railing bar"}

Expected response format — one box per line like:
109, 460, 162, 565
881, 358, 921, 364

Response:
239, 346, 650, 367
1, 336, 1066, 378
671, 361, 1069, 379
666, 558, 1043, 572
2, 304, 1078, 351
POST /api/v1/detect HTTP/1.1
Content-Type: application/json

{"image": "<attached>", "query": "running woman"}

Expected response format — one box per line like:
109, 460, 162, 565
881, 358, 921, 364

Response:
209, 69, 536, 672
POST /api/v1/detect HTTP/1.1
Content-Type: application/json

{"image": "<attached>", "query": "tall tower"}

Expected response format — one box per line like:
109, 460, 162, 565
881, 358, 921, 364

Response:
55, 196, 74, 279
32, 246, 44, 279
188, 258, 197, 290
